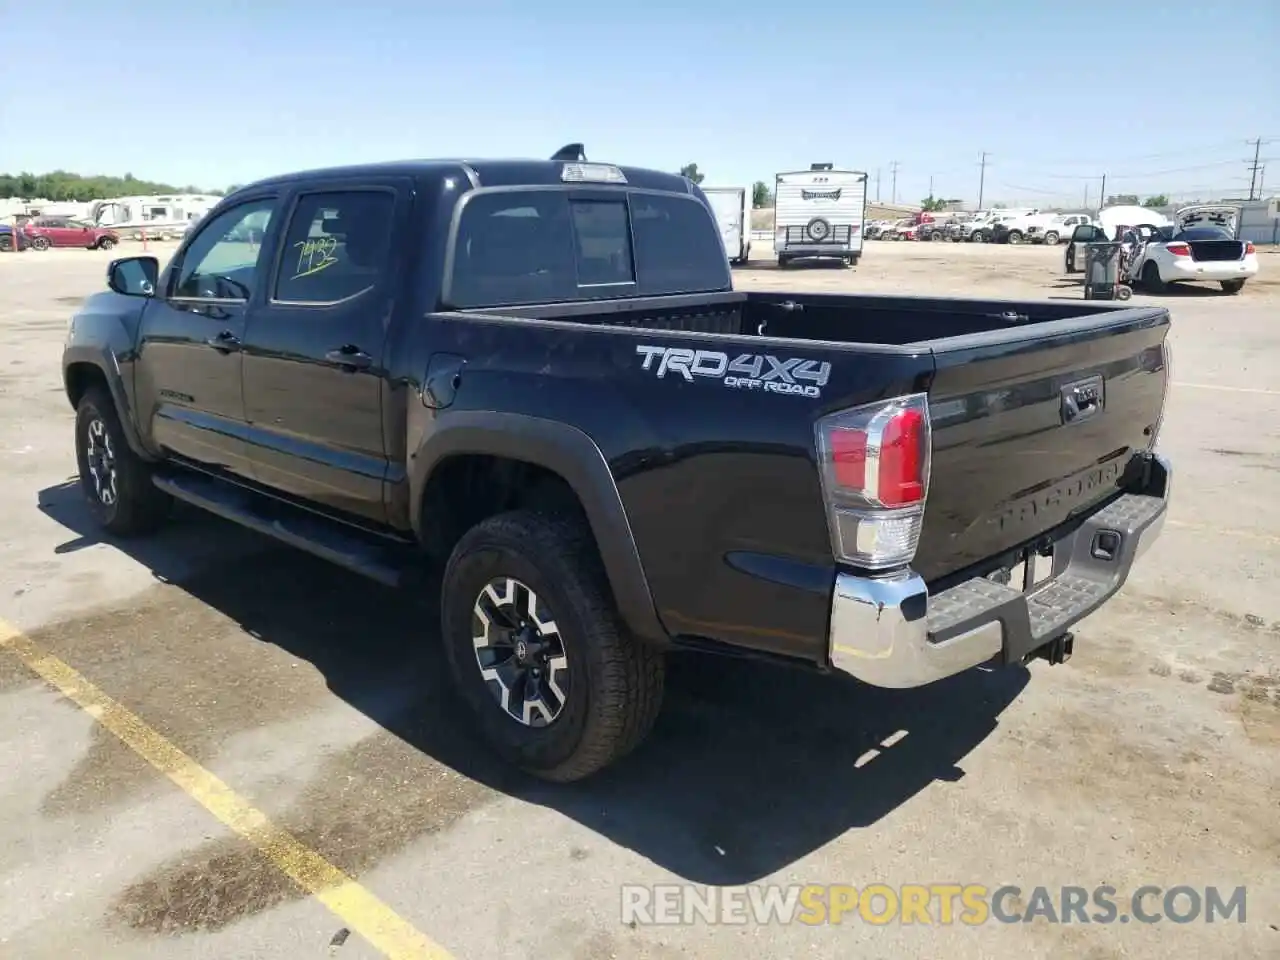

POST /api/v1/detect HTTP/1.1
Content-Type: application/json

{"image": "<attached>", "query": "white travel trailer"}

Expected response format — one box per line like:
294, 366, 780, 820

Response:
702, 186, 751, 265
774, 165, 868, 267
88, 194, 220, 239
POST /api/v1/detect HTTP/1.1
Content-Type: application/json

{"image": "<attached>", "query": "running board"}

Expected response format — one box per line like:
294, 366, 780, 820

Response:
152, 472, 407, 588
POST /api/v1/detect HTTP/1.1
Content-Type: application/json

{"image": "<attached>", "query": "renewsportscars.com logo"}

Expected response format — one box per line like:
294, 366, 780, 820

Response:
620, 883, 1248, 927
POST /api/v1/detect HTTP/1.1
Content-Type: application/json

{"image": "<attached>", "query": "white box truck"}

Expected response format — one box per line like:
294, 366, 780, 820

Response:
774, 164, 868, 267
702, 186, 751, 265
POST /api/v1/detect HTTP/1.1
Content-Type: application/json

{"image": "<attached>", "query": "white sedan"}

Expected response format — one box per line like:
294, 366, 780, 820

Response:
1129, 205, 1259, 295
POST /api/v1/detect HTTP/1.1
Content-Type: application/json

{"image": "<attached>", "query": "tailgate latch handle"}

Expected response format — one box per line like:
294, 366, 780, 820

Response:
1061, 375, 1105, 424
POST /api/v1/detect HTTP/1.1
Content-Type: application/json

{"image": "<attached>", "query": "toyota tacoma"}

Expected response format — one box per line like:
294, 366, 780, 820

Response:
62, 145, 1173, 782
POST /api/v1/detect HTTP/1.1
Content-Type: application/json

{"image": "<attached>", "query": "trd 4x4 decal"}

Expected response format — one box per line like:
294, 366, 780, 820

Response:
635, 344, 831, 398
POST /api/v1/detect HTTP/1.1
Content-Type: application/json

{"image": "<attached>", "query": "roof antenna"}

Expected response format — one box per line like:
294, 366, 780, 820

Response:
551, 143, 586, 162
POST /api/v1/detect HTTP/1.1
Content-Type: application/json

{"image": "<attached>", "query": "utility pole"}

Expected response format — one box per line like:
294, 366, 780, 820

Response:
1100, 173, 1107, 206
889, 161, 900, 203
875, 168, 881, 202
1083, 183, 1089, 209
977, 152, 989, 211
1259, 163, 1267, 198
928, 174, 934, 201
1246, 137, 1264, 200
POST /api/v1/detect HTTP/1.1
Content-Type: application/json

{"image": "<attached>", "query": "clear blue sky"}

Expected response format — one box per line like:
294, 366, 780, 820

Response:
2, 0, 1277, 205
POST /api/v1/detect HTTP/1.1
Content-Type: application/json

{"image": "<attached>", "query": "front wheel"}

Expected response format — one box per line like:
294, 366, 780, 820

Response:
74, 387, 172, 535
441, 511, 666, 782
1065, 249, 1076, 273
1007, 231, 1023, 245
97, 237, 116, 251
1042, 231, 1060, 246
1220, 279, 1246, 295
30, 235, 51, 251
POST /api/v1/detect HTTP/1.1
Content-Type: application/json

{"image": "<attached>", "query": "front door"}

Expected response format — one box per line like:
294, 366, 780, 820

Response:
133, 195, 282, 479
240, 182, 409, 525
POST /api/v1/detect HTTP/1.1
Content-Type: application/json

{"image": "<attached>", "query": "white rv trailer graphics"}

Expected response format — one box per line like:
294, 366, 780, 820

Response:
773, 167, 867, 267
89, 194, 220, 238
702, 186, 751, 265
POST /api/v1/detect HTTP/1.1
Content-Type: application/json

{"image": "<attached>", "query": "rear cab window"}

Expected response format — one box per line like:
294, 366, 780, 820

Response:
445, 188, 730, 308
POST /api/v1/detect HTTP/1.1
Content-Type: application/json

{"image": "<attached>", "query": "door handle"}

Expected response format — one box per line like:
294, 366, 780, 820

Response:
205, 331, 241, 352
324, 346, 373, 371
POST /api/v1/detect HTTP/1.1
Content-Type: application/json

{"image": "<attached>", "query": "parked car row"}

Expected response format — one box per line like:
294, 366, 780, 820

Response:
1, 215, 120, 251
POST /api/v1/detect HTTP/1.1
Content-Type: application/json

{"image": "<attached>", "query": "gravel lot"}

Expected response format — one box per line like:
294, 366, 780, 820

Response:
1, 240, 1277, 959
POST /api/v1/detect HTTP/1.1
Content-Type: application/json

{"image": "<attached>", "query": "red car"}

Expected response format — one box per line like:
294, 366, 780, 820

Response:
23, 216, 120, 251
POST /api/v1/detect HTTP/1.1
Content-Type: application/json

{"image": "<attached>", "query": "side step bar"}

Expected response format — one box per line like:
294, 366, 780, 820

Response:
153, 472, 409, 588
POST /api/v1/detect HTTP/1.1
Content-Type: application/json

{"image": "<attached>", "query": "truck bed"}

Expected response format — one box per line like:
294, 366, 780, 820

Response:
433, 291, 1169, 663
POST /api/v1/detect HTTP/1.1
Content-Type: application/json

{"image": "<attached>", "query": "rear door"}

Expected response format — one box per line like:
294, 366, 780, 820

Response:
240, 179, 410, 524
915, 307, 1169, 581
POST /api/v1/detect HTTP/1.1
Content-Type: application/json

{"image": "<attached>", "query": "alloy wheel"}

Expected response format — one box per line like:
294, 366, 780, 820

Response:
472, 577, 569, 727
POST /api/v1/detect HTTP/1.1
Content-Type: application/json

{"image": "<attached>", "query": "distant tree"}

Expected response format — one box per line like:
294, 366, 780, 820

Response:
752, 181, 773, 207
1142, 194, 1169, 208
1106, 194, 1140, 206
679, 163, 705, 185
992, 202, 1008, 209
921, 195, 948, 212
0, 169, 218, 201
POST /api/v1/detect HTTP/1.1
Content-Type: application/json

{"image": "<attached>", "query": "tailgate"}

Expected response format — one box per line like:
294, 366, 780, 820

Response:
914, 307, 1170, 582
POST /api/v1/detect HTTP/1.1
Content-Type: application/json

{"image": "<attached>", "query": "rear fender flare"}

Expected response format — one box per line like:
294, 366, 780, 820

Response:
410, 411, 669, 646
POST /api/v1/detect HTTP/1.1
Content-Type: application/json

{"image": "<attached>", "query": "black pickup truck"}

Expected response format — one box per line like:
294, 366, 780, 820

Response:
62, 146, 1172, 782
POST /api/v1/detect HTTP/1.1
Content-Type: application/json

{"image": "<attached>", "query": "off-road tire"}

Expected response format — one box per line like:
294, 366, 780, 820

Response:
441, 510, 665, 782
74, 386, 172, 535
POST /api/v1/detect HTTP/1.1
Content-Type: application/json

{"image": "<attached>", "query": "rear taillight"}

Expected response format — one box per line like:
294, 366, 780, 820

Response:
1246, 242, 1256, 255
815, 394, 931, 570
1166, 243, 1191, 257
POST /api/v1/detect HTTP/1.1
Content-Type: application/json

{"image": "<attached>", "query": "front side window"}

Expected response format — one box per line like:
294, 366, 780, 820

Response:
171, 198, 276, 301
274, 190, 395, 303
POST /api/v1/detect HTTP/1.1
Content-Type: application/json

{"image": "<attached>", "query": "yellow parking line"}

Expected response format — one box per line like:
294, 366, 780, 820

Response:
0, 618, 453, 960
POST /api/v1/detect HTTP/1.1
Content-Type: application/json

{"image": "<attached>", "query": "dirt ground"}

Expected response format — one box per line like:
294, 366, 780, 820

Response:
0, 240, 1277, 959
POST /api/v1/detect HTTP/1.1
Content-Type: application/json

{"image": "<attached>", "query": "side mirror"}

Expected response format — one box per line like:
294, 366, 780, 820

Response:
107, 256, 159, 297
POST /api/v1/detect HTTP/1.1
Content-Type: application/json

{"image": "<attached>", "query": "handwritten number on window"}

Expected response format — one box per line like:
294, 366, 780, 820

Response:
293, 237, 339, 279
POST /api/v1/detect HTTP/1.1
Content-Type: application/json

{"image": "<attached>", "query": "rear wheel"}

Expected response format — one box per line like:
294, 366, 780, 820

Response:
97, 237, 116, 251
1141, 262, 1165, 293
74, 387, 172, 535
441, 511, 665, 782
0, 235, 11, 252
1220, 279, 1246, 294
1007, 231, 1023, 245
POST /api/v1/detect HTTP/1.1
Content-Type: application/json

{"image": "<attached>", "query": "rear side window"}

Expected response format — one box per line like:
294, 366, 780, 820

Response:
447, 188, 728, 308
274, 190, 394, 304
